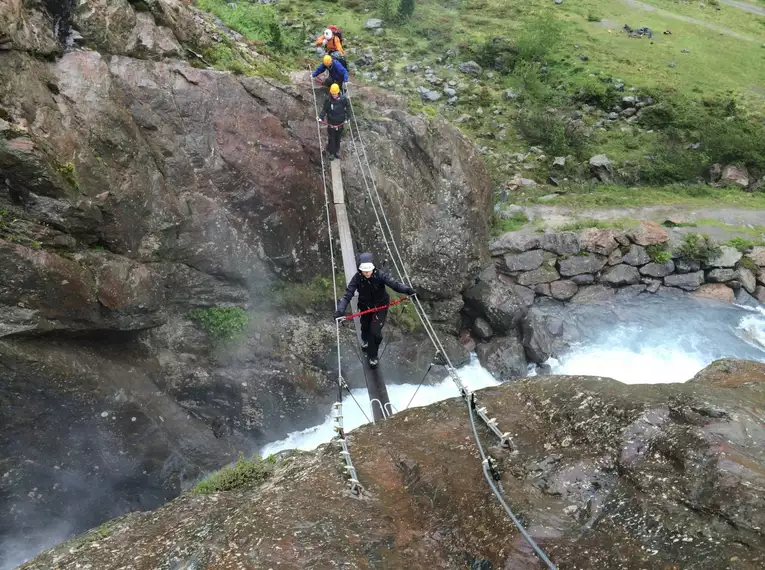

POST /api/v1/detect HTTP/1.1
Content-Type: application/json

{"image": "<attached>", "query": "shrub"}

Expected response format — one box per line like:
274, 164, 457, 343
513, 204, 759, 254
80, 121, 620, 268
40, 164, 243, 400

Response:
187, 307, 249, 343
518, 108, 586, 157
473, 36, 517, 74
491, 211, 529, 236
738, 256, 758, 272
728, 237, 753, 253
646, 244, 672, 264
515, 16, 562, 64
639, 137, 704, 184
675, 233, 721, 263
587, 13, 601, 23
388, 292, 420, 332
397, 0, 415, 21
193, 454, 273, 494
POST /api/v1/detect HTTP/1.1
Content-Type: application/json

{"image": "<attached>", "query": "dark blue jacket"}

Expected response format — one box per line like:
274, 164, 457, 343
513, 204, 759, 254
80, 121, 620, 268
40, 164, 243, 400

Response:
337, 253, 414, 313
312, 58, 349, 83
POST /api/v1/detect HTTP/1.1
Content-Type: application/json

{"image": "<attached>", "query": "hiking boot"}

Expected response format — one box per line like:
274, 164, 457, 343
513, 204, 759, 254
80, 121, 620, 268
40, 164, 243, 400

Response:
334, 152, 341, 160
360, 340, 369, 351
368, 358, 379, 368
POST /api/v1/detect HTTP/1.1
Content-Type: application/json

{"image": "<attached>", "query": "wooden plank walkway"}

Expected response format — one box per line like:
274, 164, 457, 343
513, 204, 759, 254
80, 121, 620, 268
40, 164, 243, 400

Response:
330, 160, 391, 422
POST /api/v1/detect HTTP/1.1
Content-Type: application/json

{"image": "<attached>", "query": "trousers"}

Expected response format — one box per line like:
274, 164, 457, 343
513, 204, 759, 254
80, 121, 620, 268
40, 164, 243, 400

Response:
326, 125, 343, 156
360, 307, 387, 359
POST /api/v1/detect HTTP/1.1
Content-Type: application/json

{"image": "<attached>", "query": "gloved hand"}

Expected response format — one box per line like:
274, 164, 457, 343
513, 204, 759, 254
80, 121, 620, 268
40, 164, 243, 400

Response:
333, 310, 344, 321
406, 287, 417, 297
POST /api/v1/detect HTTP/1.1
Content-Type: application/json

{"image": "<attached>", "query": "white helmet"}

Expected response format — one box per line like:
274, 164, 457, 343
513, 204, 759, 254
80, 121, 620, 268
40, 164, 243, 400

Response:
323, 29, 333, 41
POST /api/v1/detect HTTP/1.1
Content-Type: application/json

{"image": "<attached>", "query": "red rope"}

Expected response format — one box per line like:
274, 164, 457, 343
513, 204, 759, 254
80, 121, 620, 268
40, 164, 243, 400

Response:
338, 297, 408, 321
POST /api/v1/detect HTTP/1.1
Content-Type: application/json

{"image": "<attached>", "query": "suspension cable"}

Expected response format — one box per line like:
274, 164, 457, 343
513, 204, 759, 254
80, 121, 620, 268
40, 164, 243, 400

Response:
309, 70, 361, 494
344, 86, 558, 566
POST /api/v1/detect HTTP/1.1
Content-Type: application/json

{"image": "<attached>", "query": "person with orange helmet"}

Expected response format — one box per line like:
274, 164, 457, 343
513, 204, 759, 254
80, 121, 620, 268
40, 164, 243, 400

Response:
318, 83, 348, 161
311, 54, 349, 93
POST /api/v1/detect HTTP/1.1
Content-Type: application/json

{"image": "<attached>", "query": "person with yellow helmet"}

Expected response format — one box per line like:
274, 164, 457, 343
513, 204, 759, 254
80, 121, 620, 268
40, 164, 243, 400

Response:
311, 54, 349, 93
318, 82, 349, 161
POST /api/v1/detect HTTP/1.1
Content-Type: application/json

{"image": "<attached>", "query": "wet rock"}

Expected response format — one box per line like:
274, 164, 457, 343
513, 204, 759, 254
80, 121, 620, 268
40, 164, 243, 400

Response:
571, 273, 595, 285
642, 277, 661, 293
571, 284, 615, 303
755, 285, 765, 303
664, 270, 705, 291
501, 249, 545, 272
474, 333, 528, 380
721, 165, 749, 189
735, 287, 760, 308
706, 268, 736, 283
588, 154, 613, 183
622, 245, 650, 266
708, 246, 742, 268
558, 254, 607, 277
674, 258, 701, 274
489, 231, 541, 255
579, 228, 620, 256
472, 317, 494, 340
517, 264, 560, 287
459, 61, 482, 75
521, 310, 552, 363
694, 283, 735, 304
511, 284, 537, 307
550, 280, 578, 300
738, 267, 757, 294
534, 283, 551, 297
601, 264, 641, 286
629, 221, 669, 246
541, 231, 580, 255
639, 260, 675, 278
463, 267, 528, 333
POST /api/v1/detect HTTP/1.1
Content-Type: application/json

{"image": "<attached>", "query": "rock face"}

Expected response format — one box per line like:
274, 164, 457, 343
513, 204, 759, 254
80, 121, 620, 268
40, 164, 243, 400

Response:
0, 0, 495, 561
474, 333, 527, 380
464, 267, 527, 333
22, 360, 765, 570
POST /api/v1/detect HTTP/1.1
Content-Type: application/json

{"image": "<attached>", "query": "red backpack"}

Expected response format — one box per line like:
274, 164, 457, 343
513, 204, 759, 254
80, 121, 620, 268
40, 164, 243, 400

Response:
328, 25, 343, 44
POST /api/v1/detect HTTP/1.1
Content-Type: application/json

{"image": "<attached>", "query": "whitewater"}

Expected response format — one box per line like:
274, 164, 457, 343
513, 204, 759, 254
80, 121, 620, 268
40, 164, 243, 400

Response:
261, 301, 765, 456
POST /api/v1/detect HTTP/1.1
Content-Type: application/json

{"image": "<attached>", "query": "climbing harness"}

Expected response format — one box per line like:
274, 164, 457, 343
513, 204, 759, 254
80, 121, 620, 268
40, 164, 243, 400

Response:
344, 85, 559, 569
319, 119, 345, 130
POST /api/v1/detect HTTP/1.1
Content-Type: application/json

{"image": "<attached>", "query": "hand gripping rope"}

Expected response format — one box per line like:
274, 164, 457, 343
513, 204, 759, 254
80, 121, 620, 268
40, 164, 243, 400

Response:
308, 68, 362, 495
344, 85, 558, 569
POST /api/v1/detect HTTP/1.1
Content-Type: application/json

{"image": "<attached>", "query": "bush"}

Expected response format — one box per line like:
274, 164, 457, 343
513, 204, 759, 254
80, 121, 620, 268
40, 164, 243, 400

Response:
273, 275, 342, 312
646, 244, 672, 264
187, 307, 249, 343
473, 36, 518, 74
396, 0, 415, 21
738, 256, 759, 272
193, 454, 273, 494
378, 0, 395, 20
515, 16, 562, 64
675, 233, 722, 263
640, 137, 705, 184
388, 292, 420, 332
728, 237, 753, 253
518, 108, 586, 157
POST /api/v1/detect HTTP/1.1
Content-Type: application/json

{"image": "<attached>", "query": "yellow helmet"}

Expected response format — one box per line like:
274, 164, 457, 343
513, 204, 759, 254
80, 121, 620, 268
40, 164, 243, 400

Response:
323, 55, 332, 66
330, 83, 340, 95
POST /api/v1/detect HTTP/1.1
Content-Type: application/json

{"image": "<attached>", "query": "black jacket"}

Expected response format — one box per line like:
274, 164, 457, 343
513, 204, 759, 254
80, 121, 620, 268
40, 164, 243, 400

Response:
320, 94, 348, 126
337, 259, 413, 314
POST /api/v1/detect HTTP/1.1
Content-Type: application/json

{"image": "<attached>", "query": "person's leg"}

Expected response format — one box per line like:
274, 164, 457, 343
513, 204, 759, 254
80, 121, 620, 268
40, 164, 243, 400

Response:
335, 126, 344, 158
328, 127, 338, 156
360, 313, 371, 349
367, 309, 387, 361
325, 128, 333, 157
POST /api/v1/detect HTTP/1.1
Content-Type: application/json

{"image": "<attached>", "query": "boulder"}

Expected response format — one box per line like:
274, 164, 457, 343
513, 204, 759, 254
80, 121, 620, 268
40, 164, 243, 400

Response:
746, 246, 765, 267
608, 249, 623, 266
664, 271, 705, 291
534, 283, 552, 297
738, 267, 757, 294
600, 264, 641, 286
558, 254, 607, 277
735, 288, 760, 308
706, 268, 736, 283
674, 258, 701, 274
541, 232, 580, 255
474, 334, 528, 380
705, 163, 722, 183
501, 249, 545, 272
571, 284, 616, 304
517, 264, 560, 287
588, 154, 613, 183
365, 18, 383, 29
511, 284, 537, 307
463, 269, 528, 333
707, 246, 742, 268
489, 231, 541, 255
720, 165, 749, 189
459, 61, 482, 75
571, 273, 596, 285
579, 228, 621, 256
639, 260, 675, 278
755, 286, 765, 303
550, 280, 578, 300
628, 221, 669, 246
622, 245, 650, 266
521, 310, 552, 363
642, 278, 661, 293
694, 284, 735, 304
472, 317, 494, 340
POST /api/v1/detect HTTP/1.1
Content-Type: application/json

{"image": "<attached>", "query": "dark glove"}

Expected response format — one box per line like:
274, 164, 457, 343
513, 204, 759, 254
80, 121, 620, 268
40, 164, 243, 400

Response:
406, 288, 416, 297
333, 310, 344, 320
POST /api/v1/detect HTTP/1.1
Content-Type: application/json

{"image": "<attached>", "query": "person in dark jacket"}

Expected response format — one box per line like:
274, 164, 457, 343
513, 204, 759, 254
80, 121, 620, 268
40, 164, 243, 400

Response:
334, 253, 416, 368
319, 83, 348, 160
312, 55, 349, 92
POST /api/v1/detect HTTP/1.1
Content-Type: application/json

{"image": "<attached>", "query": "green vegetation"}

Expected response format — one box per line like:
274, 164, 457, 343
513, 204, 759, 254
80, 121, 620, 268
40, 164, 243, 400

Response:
388, 292, 420, 332
273, 274, 343, 311
738, 256, 759, 272
187, 306, 249, 343
192, 453, 274, 494
728, 236, 754, 253
646, 243, 672, 264
675, 233, 722, 264
491, 210, 529, 236
55, 161, 79, 189
196, 0, 299, 52
557, 218, 630, 231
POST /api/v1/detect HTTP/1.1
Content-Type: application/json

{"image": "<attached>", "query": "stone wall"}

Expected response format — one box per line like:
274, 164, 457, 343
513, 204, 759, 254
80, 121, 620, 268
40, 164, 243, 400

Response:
462, 221, 765, 381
